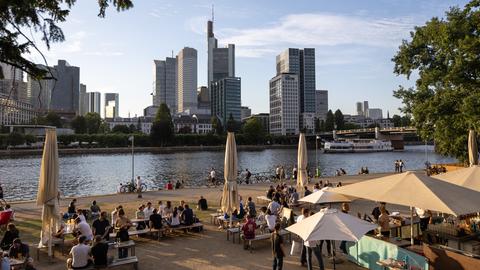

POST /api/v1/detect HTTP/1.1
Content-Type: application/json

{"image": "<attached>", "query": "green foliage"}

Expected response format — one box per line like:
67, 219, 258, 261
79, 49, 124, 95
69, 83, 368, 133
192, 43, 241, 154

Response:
0, 0, 133, 80
6, 133, 25, 146
392, 1, 480, 161
112, 125, 131, 134
343, 123, 362, 130
226, 113, 240, 133
334, 109, 345, 130
242, 117, 265, 144
32, 112, 63, 127
178, 126, 192, 134
325, 110, 335, 131
211, 116, 223, 135
71, 116, 87, 134
84, 112, 102, 134
391, 114, 412, 127
150, 103, 174, 146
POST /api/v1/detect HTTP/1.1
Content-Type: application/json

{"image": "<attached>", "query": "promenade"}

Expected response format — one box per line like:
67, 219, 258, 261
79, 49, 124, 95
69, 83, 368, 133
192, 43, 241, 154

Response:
13, 173, 403, 269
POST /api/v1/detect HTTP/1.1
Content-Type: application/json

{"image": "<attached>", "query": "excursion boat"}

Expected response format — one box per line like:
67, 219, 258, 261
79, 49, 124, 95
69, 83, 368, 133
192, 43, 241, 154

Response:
324, 139, 393, 153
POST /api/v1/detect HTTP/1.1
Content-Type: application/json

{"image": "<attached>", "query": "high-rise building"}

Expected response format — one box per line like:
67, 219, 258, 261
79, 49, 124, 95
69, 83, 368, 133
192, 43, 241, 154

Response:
177, 47, 198, 114
315, 90, 328, 121
87, 92, 101, 114
49, 60, 80, 115
0, 62, 23, 81
363, 101, 369, 117
269, 73, 299, 136
207, 20, 235, 88
27, 65, 54, 111
211, 77, 241, 124
79, 84, 88, 116
104, 93, 119, 119
356, 102, 363, 116
153, 58, 177, 113
197, 86, 210, 114
241, 106, 251, 121
367, 108, 383, 120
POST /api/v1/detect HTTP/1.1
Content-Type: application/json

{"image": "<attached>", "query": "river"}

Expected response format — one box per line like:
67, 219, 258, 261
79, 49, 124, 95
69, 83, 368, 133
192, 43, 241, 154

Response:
0, 145, 455, 201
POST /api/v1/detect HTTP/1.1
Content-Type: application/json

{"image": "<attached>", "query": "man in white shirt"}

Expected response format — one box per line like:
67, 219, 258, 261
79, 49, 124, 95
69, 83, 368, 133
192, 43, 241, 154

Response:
267, 198, 281, 216
75, 218, 93, 241
210, 168, 216, 185
67, 236, 92, 269
136, 176, 143, 198
158, 201, 165, 216
143, 202, 154, 220
265, 209, 277, 232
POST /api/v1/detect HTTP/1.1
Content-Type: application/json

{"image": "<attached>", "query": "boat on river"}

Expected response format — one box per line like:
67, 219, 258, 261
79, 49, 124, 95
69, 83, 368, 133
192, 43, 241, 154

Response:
324, 139, 393, 153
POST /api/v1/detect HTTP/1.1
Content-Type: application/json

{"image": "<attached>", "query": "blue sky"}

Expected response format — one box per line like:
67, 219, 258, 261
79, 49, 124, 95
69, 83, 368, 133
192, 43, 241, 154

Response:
29, 0, 469, 117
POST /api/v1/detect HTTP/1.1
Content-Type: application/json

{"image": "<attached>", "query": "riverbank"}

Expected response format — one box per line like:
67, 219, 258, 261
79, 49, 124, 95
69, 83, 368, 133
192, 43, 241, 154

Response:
0, 144, 297, 157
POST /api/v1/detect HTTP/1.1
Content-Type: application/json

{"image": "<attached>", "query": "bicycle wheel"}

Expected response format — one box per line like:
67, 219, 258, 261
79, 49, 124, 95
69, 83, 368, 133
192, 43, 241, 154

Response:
120, 186, 128, 193
140, 183, 147, 192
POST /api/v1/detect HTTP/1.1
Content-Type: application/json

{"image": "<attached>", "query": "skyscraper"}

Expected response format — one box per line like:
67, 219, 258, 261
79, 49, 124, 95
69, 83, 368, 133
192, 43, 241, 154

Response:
315, 90, 328, 121
104, 93, 119, 119
87, 92, 101, 114
211, 77, 241, 124
49, 60, 80, 115
363, 101, 369, 117
153, 58, 177, 113
269, 73, 299, 136
177, 47, 198, 114
79, 84, 88, 116
241, 106, 251, 121
276, 48, 316, 130
356, 102, 363, 116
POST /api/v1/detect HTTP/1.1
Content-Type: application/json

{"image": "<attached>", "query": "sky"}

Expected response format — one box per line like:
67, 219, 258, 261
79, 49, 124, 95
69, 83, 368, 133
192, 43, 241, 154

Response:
28, 0, 469, 118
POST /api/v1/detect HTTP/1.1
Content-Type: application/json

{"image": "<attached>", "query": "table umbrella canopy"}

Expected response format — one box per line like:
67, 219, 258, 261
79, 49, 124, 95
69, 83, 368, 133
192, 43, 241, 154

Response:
433, 165, 480, 192
468, 129, 478, 166
36, 128, 60, 256
299, 187, 354, 204
297, 133, 308, 187
286, 208, 377, 242
331, 171, 480, 216
221, 132, 239, 214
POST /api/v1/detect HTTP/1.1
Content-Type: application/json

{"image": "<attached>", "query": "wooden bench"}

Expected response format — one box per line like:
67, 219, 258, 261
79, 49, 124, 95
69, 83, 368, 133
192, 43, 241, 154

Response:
109, 228, 165, 241
36, 237, 66, 260
69, 256, 138, 270
169, 222, 204, 234
108, 240, 136, 256
245, 230, 291, 253
256, 196, 271, 204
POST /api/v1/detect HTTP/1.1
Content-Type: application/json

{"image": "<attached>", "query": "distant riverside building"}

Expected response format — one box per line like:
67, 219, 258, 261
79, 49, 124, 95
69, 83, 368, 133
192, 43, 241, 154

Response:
153, 58, 177, 113
315, 90, 328, 121
197, 86, 210, 115
276, 48, 315, 131
0, 62, 23, 81
343, 115, 393, 129
87, 92, 101, 114
211, 77, 241, 124
143, 105, 159, 117
27, 65, 55, 111
177, 47, 198, 114
269, 73, 299, 136
367, 108, 383, 120
50, 60, 80, 115
356, 102, 363, 116
240, 106, 251, 121
106, 117, 153, 134
207, 20, 235, 89
104, 93, 119, 119
363, 101, 369, 117
173, 114, 213, 134
79, 84, 87, 116
243, 113, 270, 134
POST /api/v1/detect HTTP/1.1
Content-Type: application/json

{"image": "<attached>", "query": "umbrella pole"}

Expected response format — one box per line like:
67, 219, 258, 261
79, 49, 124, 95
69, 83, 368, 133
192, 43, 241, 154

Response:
410, 206, 414, 246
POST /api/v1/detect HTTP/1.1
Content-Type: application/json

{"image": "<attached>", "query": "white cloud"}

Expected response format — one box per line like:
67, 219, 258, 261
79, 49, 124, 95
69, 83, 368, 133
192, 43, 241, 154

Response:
63, 31, 87, 53
83, 51, 124, 56
219, 13, 416, 58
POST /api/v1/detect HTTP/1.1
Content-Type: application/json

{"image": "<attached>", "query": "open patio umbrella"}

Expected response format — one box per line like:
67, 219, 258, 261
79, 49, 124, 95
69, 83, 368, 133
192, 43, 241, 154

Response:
297, 133, 308, 188
468, 129, 478, 167
36, 128, 60, 257
286, 208, 377, 269
433, 165, 480, 192
331, 171, 480, 244
299, 187, 354, 204
221, 132, 239, 227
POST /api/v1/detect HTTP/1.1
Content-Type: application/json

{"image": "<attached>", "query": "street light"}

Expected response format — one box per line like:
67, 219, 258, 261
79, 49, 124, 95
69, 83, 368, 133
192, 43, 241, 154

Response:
129, 135, 135, 184
316, 135, 321, 177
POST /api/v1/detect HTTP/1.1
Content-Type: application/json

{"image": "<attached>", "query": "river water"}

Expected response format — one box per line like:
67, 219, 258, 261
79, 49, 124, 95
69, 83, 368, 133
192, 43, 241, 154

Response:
0, 145, 455, 201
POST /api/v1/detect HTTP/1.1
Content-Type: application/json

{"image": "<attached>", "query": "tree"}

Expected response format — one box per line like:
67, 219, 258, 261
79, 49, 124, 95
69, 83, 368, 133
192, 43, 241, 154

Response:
84, 112, 102, 134
32, 111, 63, 127
211, 116, 223, 135
243, 117, 265, 144
150, 103, 174, 146
325, 110, 335, 131
344, 123, 361, 129
226, 113, 239, 132
392, 114, 402, 127
334, 109, 345, 130
392, 1, 480, 161
71, 116, 87, 134
112, 125, 130, 134
0, 0, 133, 80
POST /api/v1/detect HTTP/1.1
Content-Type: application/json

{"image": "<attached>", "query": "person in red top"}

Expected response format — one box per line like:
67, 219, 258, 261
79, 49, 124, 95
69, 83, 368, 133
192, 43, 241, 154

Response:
166, 181, 173, 190
242, 215, 256, 250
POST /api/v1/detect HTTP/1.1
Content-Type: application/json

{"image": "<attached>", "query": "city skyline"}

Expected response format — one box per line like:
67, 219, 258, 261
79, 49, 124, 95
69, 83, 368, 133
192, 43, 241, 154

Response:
24, 0, 469, 117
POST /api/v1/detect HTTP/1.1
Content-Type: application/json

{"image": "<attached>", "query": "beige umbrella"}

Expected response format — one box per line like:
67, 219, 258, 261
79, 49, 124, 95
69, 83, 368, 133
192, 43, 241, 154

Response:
331, 171, 480, 244
299, 187, 354, 204
468, 129, 478, 167
433, 165, 480, 192
221, 132, 238, 226
36, 128, 60, 257
297, 133, 308, 188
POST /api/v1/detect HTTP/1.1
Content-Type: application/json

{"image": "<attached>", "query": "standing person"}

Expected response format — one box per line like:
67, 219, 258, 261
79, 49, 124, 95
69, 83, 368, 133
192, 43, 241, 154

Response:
92, 212, 111, 241
210, 168, 216, 186
0, 183, 5, 206
297, 209, 309, 266
305, 237, 324, 270
247, 197, 256, 217
415, 207, 432, 233
340, 203, 350, 254
136, 176, 142, 198
304, 186, 312, 197
275, 166, 281, 180
242, 215, 256, 250
394, 160, 399, 173
293, 166, 298, 180
280, 166, 286, 182
245, 169, 252, 185
271, 223, 285, 270
399, 160, 405, 173
378, 206, 391, 237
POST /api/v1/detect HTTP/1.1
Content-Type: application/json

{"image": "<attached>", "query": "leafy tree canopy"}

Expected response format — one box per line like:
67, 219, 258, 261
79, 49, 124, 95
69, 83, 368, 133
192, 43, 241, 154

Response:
325, 110, 335, 132
334, 109, 345, 130
151, 103, 174, 146
84, 112, 102, 134
392, 0, 480, 161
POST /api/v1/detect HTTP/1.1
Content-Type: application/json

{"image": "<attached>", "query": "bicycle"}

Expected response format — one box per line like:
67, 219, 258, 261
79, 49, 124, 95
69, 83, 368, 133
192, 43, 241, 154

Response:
119, 182, 147, 193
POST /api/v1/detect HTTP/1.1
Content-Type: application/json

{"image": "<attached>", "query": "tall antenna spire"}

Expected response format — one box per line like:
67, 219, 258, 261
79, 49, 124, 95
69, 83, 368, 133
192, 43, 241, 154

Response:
212, 4, 214, 23
171, 50, 174, 58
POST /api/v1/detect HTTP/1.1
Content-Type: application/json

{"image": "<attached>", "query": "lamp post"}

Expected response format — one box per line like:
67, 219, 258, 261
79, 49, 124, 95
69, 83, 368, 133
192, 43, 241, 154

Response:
316, 135, 320, 177
129, 135, 134, 185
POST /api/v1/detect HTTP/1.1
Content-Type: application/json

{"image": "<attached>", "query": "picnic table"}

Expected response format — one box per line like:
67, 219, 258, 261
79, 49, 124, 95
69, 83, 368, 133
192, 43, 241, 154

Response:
10, 258, 24, 269
256, 196, 271, 204
109, 240, 136, 256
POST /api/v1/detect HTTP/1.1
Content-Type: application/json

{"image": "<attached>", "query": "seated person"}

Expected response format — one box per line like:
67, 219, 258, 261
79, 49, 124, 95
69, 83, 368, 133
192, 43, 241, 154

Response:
372, 202, 389, 221
241, 215, 256, 250
0, 252, 10, 270
149, 208, 163, 230
68, 199, 77, 216
90, 235, 108, 267
90, 201, 101, 220
181, 205, 194, 226
8, 238, 29, 260
1, 223, 19, 250
289, 189, 299, 205
256, 207, 267, 224
135, 205, 146, 230
92, 212, 111, 241
67, 236, 92, 269
266, 186, 275, 200
76, 209, 86, 223
197, 196, 208, 210
169, 208, 180, 228
74, 217, 93, 242
265, 209, 277, 232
